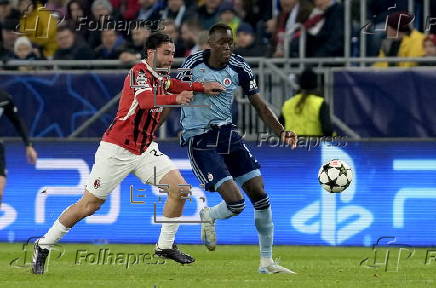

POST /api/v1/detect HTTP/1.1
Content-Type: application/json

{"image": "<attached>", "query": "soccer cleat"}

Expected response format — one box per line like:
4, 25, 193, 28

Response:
258, 263, 296, 274
154, 244, 195, 264
31, 240, 50, 274
199, 207, 216, 251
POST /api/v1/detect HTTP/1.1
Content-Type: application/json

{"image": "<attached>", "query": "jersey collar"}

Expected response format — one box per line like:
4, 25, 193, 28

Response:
141, 60, 164, 80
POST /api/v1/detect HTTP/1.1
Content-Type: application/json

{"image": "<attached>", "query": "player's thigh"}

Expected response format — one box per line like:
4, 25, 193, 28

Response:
188, 137, 234, 193
224, 139, 261, 188
86, 142, 135, 200
133, 142, 178, 187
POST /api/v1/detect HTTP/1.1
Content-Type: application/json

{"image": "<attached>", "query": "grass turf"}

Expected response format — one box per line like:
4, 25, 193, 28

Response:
0, 243, 435, 288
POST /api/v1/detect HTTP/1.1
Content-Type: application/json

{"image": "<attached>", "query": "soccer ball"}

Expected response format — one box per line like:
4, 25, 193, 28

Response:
318, 159, 352, 193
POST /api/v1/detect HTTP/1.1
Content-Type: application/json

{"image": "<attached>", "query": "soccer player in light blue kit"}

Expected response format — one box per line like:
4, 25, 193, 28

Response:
177, 24, 298, 274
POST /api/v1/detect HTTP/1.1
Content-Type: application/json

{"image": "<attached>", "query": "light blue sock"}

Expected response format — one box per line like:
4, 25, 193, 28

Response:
255, 206, 273, 259
209, 201, 234, 220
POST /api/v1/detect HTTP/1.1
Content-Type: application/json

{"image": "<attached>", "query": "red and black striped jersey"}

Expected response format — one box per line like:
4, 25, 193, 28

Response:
102, 60, 203, 155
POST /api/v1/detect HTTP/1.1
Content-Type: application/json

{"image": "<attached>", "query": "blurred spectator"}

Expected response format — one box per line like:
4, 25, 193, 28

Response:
160, 0, 192, 28
12, 36, 41, 70
234, 22, 267, 57
88, 0, 117, 49
279, 69, 333, 136
65, 0, 90, 40
137, 0, 161, 22
124, 22, 150, 56
161, 19, 185, 56
53, 25, 94, 60
419, 34, 436, 66
196, 0, 221, 30
267, 0, 313, 58
217, 2, 240, 39
118, 49, 140, 67
46, 0, 66, 18
18, 0, 58, 58
374, 12, 425, 67
179, 19, 201, 56
304, 0, 344, 58
233, 0, 259, 29
0, 19, 19, 60
110, 0, 140, 21
95, 29, 125, 59
0, 0, 20, 24
197, 30, 209, 50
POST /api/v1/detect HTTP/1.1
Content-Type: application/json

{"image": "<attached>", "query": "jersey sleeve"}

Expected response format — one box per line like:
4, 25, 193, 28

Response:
0, 90, 31, 146
235, 57, 259, 97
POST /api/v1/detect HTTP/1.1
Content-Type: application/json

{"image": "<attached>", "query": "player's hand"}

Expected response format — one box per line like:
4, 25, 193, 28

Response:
176, 91, 193, 105
25, 146, 37, 164
281, 131, 298, 150
203, 82, 225, 95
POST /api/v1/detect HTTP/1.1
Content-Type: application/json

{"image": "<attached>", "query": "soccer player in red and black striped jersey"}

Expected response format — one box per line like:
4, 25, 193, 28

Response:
31, 33, 224, 274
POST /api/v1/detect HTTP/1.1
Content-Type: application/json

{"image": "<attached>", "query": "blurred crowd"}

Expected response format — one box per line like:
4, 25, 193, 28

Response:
0, 0, 436, 69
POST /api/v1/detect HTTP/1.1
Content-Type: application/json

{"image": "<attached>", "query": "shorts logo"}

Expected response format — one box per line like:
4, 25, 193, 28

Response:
94, 178, 101, 189
223, 78, 232, 87
207, 173, 214, 182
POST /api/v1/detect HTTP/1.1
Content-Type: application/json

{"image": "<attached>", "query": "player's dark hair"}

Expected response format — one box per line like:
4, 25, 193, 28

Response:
144, 32, 173, 58
296, 69, 319, 114
209, 23, 232, 36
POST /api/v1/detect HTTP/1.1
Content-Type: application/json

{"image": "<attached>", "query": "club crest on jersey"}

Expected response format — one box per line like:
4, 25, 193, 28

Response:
223, 78, 232, 87
207, 173, 214, 182
94, 178, 101, 189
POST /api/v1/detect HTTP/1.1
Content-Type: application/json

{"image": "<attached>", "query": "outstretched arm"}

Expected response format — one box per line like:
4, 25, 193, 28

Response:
1, 91, 38, 163
249, 94, 297, 148
167, 78, 224, 95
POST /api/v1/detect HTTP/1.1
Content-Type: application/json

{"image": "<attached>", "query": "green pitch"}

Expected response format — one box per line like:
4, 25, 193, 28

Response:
1, 243, 435, 288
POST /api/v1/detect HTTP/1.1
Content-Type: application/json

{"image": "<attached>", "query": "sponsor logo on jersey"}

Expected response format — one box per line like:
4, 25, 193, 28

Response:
150, 107, 163, 113
249, 79, 257, 90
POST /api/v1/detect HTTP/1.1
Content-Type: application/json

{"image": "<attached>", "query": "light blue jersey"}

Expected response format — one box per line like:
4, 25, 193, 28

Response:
177, 49, 258, 145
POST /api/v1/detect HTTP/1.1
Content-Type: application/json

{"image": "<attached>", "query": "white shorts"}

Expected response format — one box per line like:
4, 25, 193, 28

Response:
86, 141, 177, 199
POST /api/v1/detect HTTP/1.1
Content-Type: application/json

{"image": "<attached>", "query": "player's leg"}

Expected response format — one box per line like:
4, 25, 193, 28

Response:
0, 176, 5, 209
188, 136, 246, 251
133, 142, 194, 264
32, 142, 135, 274
242, 176, 293, 274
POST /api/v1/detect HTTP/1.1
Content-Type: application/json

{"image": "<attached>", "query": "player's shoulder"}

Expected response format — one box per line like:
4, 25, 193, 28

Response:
228, 53, 253, 75
182, 50, 206, 68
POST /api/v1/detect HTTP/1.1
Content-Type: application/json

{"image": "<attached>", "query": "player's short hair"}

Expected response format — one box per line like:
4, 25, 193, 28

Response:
144, 32, 174, 58
209, 23, 232, 36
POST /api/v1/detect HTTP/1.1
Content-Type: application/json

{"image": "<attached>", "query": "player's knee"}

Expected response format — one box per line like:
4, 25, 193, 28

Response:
251, 193, 270, 210
226, 199, 245, 216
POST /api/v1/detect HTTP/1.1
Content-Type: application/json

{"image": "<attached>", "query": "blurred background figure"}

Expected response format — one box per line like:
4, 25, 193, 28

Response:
64, 0, 90, 41
0, 89, 38, 209
124, 22, 150, 57
54, 25, 94, 60
196, 0, 222, 30
419, 34, 436, 66
160, 0, 192, 28
179, 19, 202, 56
217, 2, 240, 39
234, 22, 267, 57
118, 48, 140, 67
137, 0, 161, 21
88, 0, 115, 49
0, 18, 18, 61
279, 69, 333, 136
95, 29, 125, 60
267, 0, 312, 58
375, 11, 425, 67
18, 0, 58, 58
110, 0, 140, 21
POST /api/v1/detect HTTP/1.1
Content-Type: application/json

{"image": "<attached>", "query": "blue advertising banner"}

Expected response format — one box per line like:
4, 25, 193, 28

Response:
0, 140, 435, 246
333, 70, 436, 137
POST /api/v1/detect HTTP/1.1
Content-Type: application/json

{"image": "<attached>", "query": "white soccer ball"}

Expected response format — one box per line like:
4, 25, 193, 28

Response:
318, 159, 352, 193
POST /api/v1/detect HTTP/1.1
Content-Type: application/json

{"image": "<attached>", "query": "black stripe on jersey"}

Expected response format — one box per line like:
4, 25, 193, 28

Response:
139, 110, 153, 153
133, 109, 145, 143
